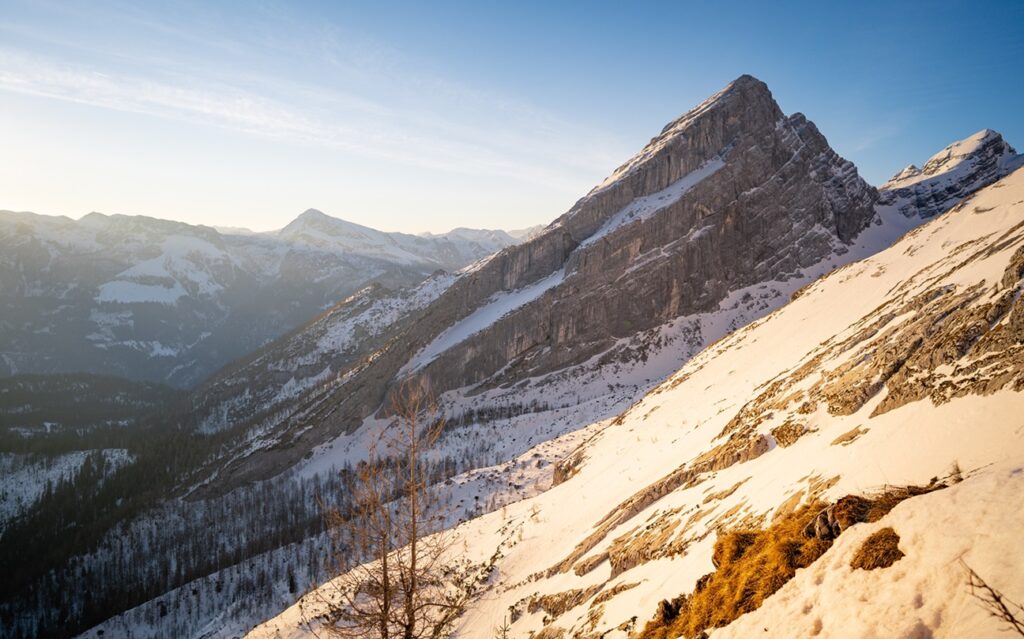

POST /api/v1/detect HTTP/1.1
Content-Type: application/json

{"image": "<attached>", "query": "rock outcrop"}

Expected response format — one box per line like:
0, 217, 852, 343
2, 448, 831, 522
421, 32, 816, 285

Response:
403, 76, 877, 394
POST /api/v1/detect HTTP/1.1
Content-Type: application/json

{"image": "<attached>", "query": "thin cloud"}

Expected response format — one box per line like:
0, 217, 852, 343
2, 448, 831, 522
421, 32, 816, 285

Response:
0, 44, 623, 193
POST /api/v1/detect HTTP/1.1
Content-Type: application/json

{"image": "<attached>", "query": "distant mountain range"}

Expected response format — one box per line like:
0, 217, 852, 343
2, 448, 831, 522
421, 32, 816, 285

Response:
0, 209, 536, 387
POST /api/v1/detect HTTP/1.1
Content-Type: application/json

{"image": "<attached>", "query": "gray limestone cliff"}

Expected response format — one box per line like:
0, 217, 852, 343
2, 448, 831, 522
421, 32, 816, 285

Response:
197, 75, 883, 490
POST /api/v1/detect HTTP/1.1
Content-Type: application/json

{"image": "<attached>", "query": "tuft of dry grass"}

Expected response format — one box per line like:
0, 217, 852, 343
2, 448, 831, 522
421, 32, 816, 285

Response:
637, 481, 948, 639
861, 483, 941, 522
850, 527, 904, 570
637, 502, 829, 639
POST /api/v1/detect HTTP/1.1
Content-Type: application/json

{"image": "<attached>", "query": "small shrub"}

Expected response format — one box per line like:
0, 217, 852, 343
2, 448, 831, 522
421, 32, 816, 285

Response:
850, 527, 904, 570
965, 562, 1024, 636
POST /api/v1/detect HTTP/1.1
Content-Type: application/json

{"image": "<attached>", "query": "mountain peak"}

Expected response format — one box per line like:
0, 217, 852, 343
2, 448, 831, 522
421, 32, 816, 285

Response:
293, 208, 333, 224
891, 164, 922, 182
593, 75, 781, 194
722, 73, 768, 94
879, 128, 1023, 218
920, 128, 1014, 176
657, 74, 771, 136
281, 208, 365, 235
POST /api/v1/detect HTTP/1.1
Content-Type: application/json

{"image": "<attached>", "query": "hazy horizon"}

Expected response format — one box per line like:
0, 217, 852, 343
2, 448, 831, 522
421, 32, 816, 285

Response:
0, 206, 546, 236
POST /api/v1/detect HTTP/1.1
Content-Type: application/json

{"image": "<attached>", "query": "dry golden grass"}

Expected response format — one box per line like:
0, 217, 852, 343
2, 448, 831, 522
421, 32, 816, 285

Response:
860, 483, 942, 522
850, 527, 904, 570
637, 481, 947, 639
637, 502, 829, 639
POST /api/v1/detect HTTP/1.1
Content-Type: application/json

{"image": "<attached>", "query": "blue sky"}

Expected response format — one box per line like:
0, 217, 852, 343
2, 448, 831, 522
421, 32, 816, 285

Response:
1, 0, 1021, 233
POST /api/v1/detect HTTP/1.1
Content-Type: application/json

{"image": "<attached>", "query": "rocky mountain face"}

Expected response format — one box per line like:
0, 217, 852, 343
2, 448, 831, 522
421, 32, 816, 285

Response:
0, 209, 520, 388
877, 128, 1023, 219
189, 105, 1024, 498
402, 76, 877, 389
196, 75, 882, 489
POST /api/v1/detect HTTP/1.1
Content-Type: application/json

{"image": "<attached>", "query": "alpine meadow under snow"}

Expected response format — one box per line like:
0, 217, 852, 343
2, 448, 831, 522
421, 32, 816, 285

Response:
2, 68, 1023, 639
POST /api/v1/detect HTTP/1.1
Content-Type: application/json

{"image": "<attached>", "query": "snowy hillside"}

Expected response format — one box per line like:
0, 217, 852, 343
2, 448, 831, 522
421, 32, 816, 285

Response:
0, 449, 132, 528
192, 75, 887, 493
233, 99, 1013, 504
190, 271, 457, 435
250, 166, 1024, 639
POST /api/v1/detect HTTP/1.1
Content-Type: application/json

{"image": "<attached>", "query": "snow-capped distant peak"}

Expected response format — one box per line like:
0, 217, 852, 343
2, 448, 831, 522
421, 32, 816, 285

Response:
279, 208, 371, 237
878, 129, 1023, 219
921, 128, 1000, 174
276, 209, 529, 269
882, 129, 1020, 190
890, 164, 922, 183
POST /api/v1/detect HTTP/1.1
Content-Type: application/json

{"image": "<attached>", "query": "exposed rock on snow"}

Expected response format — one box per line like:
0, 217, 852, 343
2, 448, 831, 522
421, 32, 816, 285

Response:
711, 463, 1024, 638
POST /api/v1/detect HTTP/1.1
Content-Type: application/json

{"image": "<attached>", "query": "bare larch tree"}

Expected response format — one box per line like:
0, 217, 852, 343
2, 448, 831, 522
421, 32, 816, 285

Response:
312, 380, 493, 639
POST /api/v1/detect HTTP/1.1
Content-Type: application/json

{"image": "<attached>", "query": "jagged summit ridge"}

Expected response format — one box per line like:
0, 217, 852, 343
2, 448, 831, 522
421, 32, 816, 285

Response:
591, 74, 776, 193
919, 128, 1013, 178
879, 128, 1023, 219
564, 75, 875, 247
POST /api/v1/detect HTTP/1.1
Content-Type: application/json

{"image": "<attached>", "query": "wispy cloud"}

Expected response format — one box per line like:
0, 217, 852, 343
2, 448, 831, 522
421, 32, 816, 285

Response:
848, 121, 905, 153
0, 13, 626, 194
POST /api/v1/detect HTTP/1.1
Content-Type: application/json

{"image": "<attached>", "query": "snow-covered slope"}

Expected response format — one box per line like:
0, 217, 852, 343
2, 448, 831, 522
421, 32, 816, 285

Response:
189, 271, 457, 435
67, 84, 1017, 638
0, 449, 132, 528
250, 166, 1024, 639
212, 92, 1013, 500
0, 209, 523, 387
